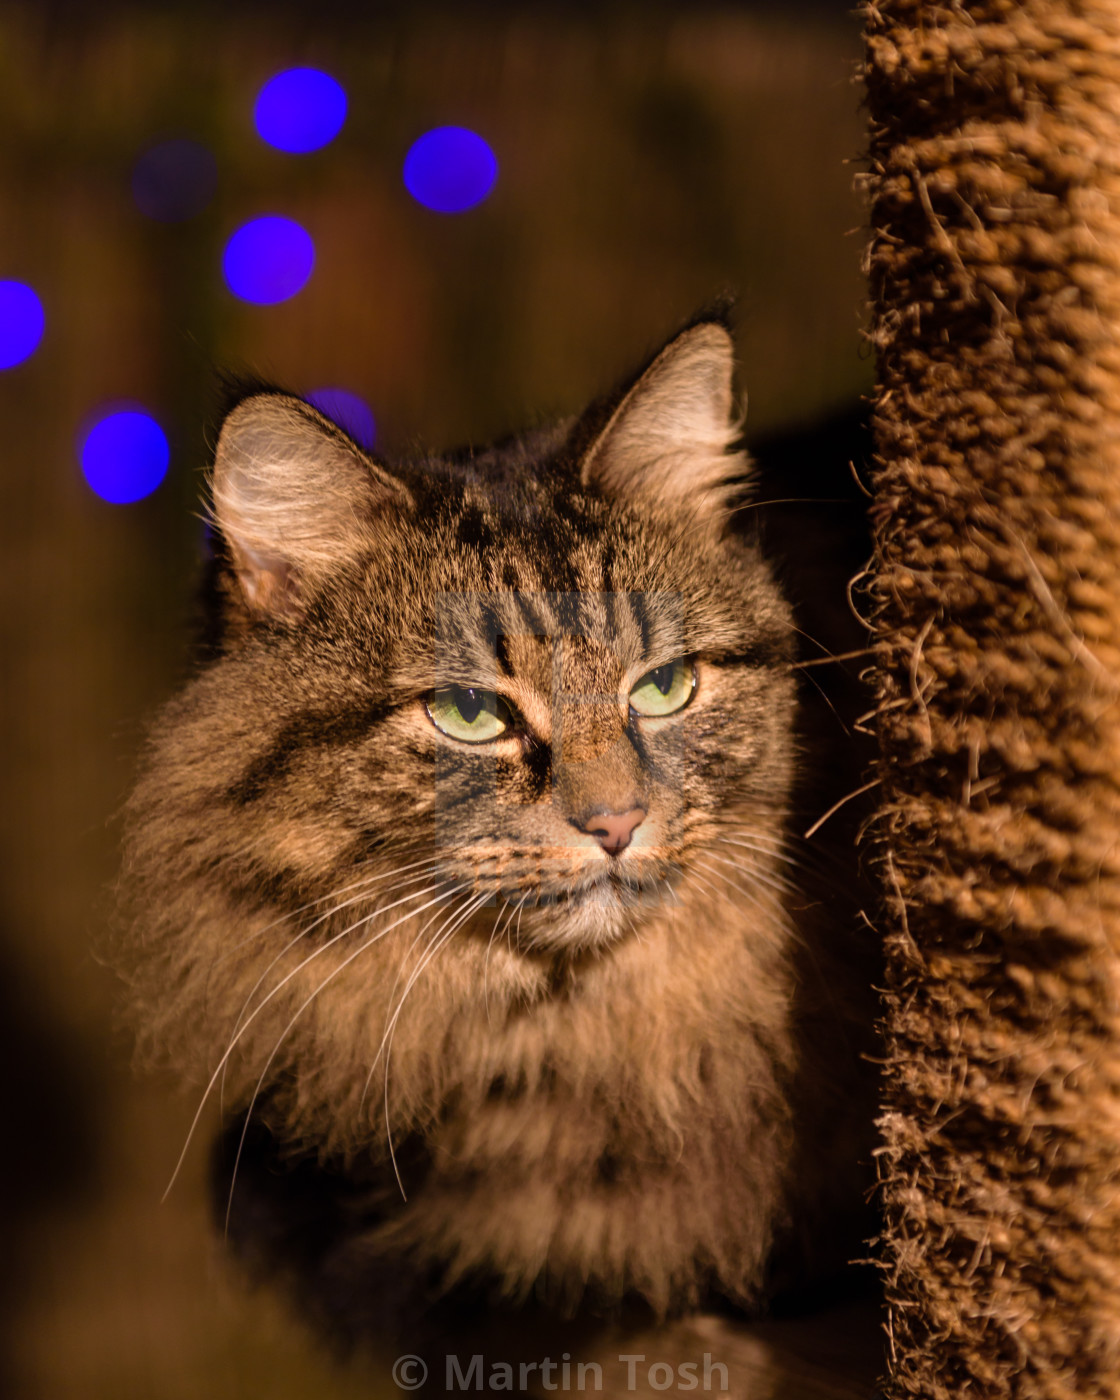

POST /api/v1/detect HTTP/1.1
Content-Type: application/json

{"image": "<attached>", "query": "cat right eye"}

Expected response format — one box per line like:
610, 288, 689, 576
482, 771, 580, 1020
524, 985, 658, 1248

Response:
427, 685, 511, 743
628, 657, 696, 718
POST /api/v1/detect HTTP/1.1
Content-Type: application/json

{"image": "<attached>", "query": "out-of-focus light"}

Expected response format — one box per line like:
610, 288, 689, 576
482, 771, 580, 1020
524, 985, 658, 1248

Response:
131, 139, 218, 222
0, 280, 45, 369
403, 127, 498, 213
222, 216, 314, 304
307, 387, 376, 449
255, 68, 348, 154
79, 407, 169, 504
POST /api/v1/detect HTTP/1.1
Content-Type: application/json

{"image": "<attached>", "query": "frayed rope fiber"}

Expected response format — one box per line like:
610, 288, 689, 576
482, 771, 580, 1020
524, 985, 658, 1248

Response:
863, 3, 1120, 1397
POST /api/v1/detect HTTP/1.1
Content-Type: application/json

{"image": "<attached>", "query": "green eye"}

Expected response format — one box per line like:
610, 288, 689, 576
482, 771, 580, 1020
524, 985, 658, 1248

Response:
427, 685, 510, 743
629, 658, 696, 718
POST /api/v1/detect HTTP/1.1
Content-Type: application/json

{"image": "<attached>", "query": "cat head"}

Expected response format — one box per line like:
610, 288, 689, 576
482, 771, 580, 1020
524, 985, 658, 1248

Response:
191, 316, 795, 955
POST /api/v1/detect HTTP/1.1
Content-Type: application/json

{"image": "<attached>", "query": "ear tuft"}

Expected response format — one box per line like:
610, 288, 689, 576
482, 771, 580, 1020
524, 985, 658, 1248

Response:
211, 394, 410, 616
580, 321, 749, 523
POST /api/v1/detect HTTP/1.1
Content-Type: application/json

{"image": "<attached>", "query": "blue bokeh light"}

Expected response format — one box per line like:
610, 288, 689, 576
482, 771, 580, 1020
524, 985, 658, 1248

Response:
131, 139, 218, 222
403, 127, 498, 214
222, 216, 315, 304
255, 68, 348, 154
307, 387, 377, 449
0, 280, 45, 369
79, 407, 170, 504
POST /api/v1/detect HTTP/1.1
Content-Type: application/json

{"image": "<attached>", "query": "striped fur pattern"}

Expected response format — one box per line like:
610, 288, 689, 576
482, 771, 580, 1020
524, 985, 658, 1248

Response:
119, 319, 854, 1320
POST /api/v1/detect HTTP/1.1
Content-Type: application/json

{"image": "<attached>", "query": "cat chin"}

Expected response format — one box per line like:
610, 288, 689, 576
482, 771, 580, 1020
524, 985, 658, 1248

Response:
511, 874, 679, 954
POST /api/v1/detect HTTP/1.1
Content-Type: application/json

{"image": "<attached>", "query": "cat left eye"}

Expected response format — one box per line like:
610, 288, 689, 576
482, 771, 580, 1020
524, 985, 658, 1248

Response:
427, 685, 510, 743
628, 658, 696, 718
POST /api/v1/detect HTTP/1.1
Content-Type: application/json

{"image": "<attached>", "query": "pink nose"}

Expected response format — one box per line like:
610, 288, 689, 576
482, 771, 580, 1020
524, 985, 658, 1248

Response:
578, 807, 646, 856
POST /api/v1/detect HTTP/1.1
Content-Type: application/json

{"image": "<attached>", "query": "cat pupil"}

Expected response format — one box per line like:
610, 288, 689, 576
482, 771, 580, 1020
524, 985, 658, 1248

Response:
653, 664, 674, 695
455, 686, 484, 723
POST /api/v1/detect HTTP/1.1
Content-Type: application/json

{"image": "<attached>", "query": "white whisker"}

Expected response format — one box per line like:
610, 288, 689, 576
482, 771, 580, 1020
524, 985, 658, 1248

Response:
221, 882, 467, 1231
217, 862, 443, 1117
717, 832, 795, 861
163, 880, 450, 1204
354, 886, 476, 1120
225, 865, 442, 1049
689, 860, 797, 953
212, 854, 439, 966
482, 897, 513, 1025
705, 849, 797, 901
379, 890, 492, 1199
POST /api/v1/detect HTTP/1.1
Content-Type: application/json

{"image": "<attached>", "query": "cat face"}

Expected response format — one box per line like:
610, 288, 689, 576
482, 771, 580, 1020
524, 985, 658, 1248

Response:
202, 321, 795, 957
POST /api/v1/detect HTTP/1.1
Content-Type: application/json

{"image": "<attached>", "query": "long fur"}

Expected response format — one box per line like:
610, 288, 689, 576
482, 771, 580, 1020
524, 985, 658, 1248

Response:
116, 320, 872, 1332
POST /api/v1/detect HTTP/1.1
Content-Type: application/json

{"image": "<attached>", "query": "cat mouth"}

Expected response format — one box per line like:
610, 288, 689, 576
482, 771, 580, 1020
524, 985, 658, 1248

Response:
445, 854, 683, 950
485, 864, 684, 953
466, 855, 679, 910
532, 865, 675, 909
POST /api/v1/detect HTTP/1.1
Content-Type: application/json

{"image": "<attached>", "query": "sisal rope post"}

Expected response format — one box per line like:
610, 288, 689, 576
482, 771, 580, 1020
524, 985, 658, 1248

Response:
862, 3, 1120, 1397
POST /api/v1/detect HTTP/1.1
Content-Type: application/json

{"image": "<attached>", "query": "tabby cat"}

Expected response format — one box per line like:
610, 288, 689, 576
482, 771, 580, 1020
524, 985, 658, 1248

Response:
119, 313, 873, 1345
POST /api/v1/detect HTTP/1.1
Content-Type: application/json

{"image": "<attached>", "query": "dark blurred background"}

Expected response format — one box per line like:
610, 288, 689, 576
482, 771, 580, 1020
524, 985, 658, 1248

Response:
0, 2, 868, 1395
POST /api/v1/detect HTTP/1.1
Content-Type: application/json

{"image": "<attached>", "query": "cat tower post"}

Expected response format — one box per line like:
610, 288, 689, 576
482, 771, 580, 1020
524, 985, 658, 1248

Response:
862, 3, 1120, 1397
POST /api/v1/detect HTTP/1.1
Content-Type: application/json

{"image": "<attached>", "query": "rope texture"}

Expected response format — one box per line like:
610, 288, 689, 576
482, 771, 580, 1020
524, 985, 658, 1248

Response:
864, 3, 1120, 1397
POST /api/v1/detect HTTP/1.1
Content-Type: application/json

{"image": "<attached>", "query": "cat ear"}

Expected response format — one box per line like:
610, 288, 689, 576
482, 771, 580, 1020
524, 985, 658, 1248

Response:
579, 321, 748, 522
211, 393, 411, 616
